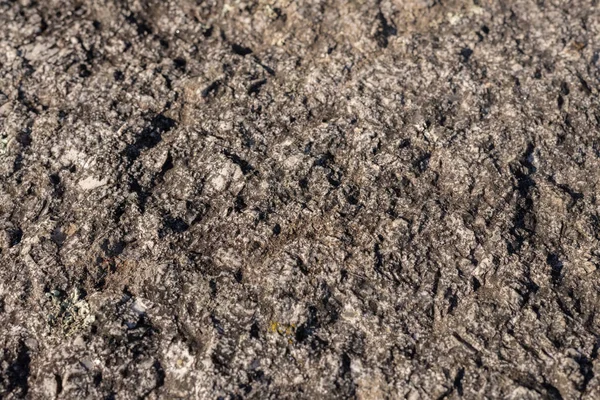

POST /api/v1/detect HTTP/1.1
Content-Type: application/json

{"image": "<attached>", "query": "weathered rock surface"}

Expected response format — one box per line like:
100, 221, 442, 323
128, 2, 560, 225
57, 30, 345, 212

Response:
1, 0, 600, 398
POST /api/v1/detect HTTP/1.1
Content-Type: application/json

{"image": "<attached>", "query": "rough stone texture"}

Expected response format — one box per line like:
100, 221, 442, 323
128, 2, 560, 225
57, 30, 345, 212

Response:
1, 0, 600, 398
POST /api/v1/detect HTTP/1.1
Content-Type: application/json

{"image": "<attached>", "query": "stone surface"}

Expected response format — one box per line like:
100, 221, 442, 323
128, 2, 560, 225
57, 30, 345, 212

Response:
1, 0, 600, 398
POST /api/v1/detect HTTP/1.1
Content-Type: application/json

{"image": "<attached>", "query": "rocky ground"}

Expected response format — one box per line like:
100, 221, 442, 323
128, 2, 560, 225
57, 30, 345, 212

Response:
1, 0, 600, 398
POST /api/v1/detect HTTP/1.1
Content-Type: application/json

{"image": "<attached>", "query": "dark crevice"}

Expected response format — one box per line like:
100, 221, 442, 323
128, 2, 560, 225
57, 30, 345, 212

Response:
374, 11, 397, 48
201, 80, 221, 98
460, 47, 474, 62
159, 215, 189, 238
124, 114, 176, 163
7, 227, 23, 247
573, 352, 594, 393
296, 305, 319, 343
373, 242, 384, 276
231, 43, 252, 56
454, 368, 465, 396
414, 152, 431, 175
123, 114, 176, 211
334, 352, 356, 397
507, 143, 537, 254
6, 341, 31, 397
125, 13, 153, 36
516, 274, 539, 309
542, 382, 564, 400
250, 321, 260, 339
247, 79, 267, 96
140, 360, 165, 399
546, 253, 563, 286
128, 177, 150, 212
547, 176, 583, 209
222, 150, 255, 175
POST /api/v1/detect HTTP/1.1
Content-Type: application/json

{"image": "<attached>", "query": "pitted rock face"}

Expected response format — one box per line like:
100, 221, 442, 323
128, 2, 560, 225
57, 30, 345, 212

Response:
1, 0, 600, 398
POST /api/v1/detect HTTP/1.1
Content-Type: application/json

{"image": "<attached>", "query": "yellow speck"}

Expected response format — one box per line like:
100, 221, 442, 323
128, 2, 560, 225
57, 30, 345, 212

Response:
269, 321, 278, 333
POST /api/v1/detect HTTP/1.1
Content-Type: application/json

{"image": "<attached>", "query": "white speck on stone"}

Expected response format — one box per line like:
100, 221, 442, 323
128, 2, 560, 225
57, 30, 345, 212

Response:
448, 13, 462, 25
78, 176, 107, 190
73, 336, 85, 348
63, 149, 82, 163
131, 298, 148, 315
43, 376, 58, 397
211, 174, 227, 192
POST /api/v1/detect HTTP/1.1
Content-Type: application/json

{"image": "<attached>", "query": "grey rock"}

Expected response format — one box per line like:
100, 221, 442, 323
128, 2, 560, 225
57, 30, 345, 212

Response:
1, 0, 600, 398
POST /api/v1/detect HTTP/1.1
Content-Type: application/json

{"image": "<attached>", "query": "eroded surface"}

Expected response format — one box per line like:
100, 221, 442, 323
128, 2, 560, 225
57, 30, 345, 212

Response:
1, 0, 600, 398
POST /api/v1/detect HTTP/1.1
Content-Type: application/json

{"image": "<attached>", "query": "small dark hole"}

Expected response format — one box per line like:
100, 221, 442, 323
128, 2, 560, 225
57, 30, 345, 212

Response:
460, 47, 473, 62
231, 43, 252, 56
272, 224, 281, 235
202, 26, 213, 37
250, 322, 259, 338
234, 269, 243, 283
79, 64, 91, 78
173, 58, 187, 72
